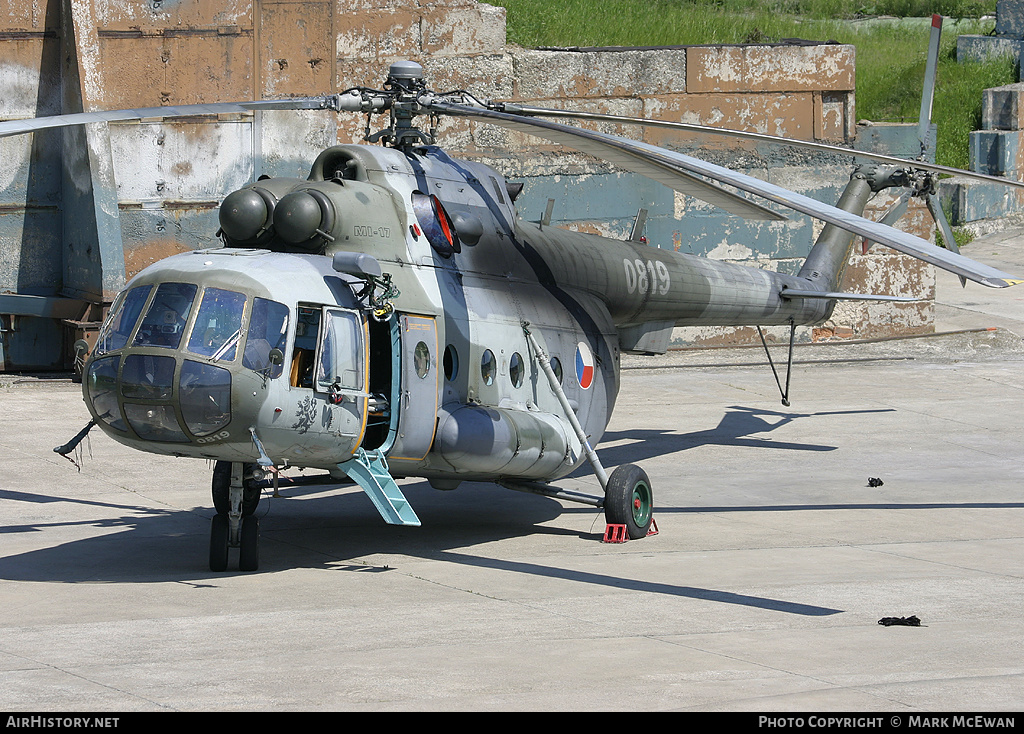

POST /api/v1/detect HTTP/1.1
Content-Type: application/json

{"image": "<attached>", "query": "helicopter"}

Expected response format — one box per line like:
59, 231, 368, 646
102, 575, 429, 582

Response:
11, 58, 1021, 573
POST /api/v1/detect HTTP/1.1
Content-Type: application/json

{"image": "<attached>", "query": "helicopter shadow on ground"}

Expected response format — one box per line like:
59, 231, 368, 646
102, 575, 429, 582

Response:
577, 404, 891, 473
0, 481, 844, 617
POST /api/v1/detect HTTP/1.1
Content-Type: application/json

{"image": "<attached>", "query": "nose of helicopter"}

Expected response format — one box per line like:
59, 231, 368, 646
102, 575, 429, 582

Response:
80, 275, 286, 459
85, 352, 236, 443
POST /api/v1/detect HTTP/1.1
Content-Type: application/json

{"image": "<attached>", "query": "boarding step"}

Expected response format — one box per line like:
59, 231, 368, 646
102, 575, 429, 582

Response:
338, 448, 421, 527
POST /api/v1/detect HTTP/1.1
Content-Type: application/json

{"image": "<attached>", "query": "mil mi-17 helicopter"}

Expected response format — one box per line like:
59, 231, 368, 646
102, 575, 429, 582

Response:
9, 55, 1021, 572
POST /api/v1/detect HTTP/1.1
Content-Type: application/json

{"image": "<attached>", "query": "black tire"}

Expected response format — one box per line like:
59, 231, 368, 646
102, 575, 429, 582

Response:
238, 515, 260, 572
212, 461, 261, 516
209, 514, 229, 572
604, 463, 654, 540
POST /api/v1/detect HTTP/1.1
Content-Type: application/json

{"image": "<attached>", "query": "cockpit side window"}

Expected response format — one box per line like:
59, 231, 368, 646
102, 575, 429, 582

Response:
95, 285, 152, 355
316, 309, 364, 391
132, 283, 198, 349
243, 297, 289, 378
186, 287, 246, 361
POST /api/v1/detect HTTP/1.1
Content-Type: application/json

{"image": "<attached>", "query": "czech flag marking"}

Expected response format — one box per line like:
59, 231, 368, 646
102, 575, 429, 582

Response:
575, 341, 595, 390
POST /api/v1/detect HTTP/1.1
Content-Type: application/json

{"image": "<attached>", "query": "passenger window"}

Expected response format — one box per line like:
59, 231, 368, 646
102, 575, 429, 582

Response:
481, 349, 496, 385
509, 352, 524, 388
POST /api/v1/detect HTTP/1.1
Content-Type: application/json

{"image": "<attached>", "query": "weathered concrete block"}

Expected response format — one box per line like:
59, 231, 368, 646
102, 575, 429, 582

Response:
108, 119, 255, 202
854, 122, 934, 162
98, 34, 254, 107
341, 0, 477, 10
0, 0, 53, 32
259, 1, 333, 97
969, 129, 1024, 176
91, 0, 254, 31
421, 3, 506, 56
841, 247, 934, 302
685, 44, 854, 94
119, 209, 219, 278
511, 48, 687, 100
957, 35, 1024, 66
939, 175, 1024, 224
643, 92, 816, 141
996, 0, 1024, 37
0, 208, 63, 292
421, 53, 513, 98
0, 40, 62, 117
335, 9, 423, 60
864, 192, 934, 244
982, 82, 1024, 131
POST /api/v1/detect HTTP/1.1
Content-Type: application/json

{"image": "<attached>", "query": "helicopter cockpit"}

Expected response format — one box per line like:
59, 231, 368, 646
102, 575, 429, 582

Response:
82, 250, 382, 468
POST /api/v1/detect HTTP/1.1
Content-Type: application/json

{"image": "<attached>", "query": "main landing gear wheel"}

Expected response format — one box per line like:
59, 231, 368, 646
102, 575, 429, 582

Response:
604, 463, 654, 540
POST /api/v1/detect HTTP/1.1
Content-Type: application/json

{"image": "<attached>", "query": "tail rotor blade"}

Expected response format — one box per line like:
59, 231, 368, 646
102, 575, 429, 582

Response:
917, 14, 943, 160
863, 189, 911, 254
926, 192, 968, 287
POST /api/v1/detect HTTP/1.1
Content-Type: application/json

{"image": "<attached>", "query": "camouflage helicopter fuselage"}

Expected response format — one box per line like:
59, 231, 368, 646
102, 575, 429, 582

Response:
83, 142, 831, 493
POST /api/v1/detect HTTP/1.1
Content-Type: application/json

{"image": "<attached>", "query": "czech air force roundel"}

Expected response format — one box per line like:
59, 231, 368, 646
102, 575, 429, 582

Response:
575, 341, 595, 390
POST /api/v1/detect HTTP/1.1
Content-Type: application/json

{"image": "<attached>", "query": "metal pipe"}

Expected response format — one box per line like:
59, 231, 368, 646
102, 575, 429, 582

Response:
522, 323, 609, 491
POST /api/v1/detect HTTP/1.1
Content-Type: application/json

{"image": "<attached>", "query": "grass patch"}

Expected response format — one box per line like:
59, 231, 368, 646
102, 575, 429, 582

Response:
489, 0, 1016, 169
936, 224, 976, 250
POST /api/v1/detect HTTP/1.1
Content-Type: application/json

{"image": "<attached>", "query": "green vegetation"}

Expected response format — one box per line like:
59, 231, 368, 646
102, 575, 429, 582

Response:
936, 224, 976, 250
488, 0, 1017, 169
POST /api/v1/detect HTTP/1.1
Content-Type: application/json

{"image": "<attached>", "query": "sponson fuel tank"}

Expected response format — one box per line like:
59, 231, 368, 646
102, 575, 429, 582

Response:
433, 404, 581, 480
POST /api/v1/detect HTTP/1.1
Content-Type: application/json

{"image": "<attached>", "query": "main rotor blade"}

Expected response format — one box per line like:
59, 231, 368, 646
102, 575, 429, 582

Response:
0, 97, 341, 139
429, 101, 785, 221
434, 102, 1021, 288
499, 103, 1024, 191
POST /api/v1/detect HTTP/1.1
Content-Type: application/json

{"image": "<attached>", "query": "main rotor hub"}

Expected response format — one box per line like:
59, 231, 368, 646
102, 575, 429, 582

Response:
386, 60, 425, 93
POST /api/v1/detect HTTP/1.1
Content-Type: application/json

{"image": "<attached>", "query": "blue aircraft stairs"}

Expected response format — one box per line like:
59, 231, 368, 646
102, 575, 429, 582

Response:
337, 447, 421, 526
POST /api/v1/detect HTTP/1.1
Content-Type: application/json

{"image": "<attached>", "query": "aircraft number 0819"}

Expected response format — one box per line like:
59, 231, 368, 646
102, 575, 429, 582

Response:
624, 258, 670, 296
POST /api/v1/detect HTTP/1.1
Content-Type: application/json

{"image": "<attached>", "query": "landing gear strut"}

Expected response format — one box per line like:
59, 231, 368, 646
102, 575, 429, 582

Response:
209, 461, 262, 572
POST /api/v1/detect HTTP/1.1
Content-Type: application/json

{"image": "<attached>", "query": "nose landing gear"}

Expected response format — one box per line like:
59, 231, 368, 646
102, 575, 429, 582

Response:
209, 461, 262, 572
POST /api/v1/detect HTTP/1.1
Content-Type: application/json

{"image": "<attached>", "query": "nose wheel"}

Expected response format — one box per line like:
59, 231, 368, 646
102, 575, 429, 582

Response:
209, 461, 262, 572
209, 514, 260, 572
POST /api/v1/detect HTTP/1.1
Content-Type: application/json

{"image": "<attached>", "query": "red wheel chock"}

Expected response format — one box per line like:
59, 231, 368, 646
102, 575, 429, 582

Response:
602, 518, 658, 543
603, 524, 628, 543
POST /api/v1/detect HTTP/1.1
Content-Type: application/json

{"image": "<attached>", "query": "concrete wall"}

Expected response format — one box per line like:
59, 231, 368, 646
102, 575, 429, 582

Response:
0, 0, 935, 368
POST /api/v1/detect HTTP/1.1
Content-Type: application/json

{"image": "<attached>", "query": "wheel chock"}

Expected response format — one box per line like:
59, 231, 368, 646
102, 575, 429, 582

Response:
603, 518, 659, 543
602, 524, 628, 543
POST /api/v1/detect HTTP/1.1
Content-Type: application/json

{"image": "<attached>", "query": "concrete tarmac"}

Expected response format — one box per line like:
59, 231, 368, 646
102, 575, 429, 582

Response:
1, 233, 1023, 712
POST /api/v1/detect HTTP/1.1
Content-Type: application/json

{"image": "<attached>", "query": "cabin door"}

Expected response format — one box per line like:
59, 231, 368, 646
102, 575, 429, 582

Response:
388, 314, 438, 462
